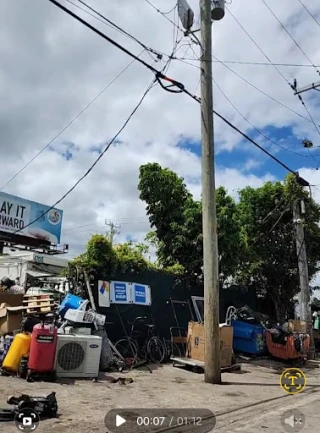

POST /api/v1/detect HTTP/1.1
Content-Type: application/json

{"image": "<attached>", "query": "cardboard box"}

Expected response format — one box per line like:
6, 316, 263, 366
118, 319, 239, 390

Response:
187, 321, 233, 367
0, 294, 24, 307
289, 320, 307, 333
0, 302, 25, 335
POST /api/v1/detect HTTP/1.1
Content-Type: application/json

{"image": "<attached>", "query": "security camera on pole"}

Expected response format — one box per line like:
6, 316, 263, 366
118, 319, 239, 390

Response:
178, 0, 226, 384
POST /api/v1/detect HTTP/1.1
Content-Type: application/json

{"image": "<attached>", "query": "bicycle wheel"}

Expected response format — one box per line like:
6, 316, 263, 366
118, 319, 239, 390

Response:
114, 338, 138, 360
147, 337, 166, 363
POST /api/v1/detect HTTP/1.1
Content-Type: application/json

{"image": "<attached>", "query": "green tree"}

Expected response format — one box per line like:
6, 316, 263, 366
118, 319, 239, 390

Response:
138, 162, 241, 285
68, 235, 154, 280
236, 174, 320, 320
68, 234, 118, 279
115, 241, 152, 274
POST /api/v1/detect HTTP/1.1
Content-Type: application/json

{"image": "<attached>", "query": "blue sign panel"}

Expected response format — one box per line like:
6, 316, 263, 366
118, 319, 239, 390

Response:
134, 284, 146, 304
114, 282, 127, 302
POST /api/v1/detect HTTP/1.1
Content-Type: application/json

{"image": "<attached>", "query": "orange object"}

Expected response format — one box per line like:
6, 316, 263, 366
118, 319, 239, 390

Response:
2, 332, 31, 372
266, 330, 310, 360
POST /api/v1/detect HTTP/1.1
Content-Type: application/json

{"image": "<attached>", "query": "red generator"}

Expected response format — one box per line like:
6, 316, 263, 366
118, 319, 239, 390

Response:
28, 322, 58, 381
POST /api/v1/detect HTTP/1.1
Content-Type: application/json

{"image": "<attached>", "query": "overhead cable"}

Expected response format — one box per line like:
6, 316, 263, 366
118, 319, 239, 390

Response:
12, 77, 155, 236
180, 58, 320, 68
211, 55, 320, 127
227, 7, 288, 83
144, 0, 182, 32
298, 0, 320, 28
262, 0, 320, 75
0, 50, 145, 191
73, 0, 165, 61
213, 77, 309, 158
48, 0, 310, 187
174, 50, 319, 126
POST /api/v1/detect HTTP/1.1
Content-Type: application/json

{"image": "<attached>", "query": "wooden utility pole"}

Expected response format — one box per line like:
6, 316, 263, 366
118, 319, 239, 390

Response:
200, 0, 221, 383
105, 220, 121, 245
293, 198, 315, 359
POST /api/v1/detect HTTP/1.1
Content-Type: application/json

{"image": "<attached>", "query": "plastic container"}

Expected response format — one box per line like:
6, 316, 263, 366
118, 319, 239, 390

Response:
59, 294, 85, 317
28, 324, 58, 373
2, 333, 31, 372
232, 320, 266, 355
266, 330, 310, 360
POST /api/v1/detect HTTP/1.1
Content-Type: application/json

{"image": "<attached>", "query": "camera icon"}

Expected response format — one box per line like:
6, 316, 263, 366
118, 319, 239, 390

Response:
14, 408, 40, 432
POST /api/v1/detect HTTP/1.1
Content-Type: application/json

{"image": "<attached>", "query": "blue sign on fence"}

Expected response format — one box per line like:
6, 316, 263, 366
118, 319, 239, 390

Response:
114, 282, 128, 302
133, 284, 147, 304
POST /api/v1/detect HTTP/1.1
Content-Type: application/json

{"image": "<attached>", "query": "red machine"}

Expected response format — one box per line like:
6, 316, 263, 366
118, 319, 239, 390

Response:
28, 315, 58, 380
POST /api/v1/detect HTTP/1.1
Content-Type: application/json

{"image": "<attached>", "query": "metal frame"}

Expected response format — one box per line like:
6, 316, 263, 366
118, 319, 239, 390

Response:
191, 296, 204, 323
0, 239, 68, 255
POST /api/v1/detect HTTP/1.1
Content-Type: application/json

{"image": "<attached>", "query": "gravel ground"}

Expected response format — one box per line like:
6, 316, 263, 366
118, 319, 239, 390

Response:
0, 361, 319, 433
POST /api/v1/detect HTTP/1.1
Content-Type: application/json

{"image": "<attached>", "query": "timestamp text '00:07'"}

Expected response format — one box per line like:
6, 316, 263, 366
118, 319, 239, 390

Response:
136, 417, 203, 426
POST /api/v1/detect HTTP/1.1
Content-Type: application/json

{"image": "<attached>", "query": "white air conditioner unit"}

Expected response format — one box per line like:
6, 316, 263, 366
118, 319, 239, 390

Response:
54, 334, 102, 378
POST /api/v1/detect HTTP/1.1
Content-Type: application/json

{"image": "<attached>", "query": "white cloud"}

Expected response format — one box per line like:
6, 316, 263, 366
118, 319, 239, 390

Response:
0, 0, 319, 259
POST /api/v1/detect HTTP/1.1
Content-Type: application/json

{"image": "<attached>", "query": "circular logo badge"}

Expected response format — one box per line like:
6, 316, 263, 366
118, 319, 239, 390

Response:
14, 408, 40, 432
47, 210, 61, 225
280, 368, 306, 395
280, 409, 305, 432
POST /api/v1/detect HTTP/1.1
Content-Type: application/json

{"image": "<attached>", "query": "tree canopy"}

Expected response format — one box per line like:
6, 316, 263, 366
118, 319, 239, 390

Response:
236, 175, 320, 319
138, 162, 242, 285
138, 164, 320, 320
68, 164, 320, 321
68, 235, 154, 280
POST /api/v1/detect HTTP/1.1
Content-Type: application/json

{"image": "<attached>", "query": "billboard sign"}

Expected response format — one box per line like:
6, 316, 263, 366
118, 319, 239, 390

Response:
0, 191, 63, 244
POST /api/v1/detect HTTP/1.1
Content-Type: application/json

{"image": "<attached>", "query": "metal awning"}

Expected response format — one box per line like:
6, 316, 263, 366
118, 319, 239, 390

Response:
26, 270, 54, 278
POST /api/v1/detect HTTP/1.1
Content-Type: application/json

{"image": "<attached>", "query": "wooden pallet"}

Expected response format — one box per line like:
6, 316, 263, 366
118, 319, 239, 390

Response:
26, 306, 54, 314
171, 356, 241, 373
23, 294, 55, 314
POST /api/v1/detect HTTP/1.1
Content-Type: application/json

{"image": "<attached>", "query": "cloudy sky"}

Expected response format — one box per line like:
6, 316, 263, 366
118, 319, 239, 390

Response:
1, 0, 320, 271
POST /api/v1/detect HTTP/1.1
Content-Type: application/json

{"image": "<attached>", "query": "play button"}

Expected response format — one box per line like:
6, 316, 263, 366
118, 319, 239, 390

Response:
116, 415, 126, 427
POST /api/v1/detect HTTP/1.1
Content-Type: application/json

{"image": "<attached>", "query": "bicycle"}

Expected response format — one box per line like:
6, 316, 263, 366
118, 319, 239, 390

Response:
114, 317, 166, 364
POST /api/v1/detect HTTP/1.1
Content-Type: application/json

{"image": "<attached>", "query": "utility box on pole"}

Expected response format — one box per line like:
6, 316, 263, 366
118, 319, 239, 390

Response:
177, 0, 194, 31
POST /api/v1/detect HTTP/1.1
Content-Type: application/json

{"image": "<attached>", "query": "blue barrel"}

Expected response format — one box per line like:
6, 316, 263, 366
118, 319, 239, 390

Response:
231, 320, 266, 355
59, 294, 85, 317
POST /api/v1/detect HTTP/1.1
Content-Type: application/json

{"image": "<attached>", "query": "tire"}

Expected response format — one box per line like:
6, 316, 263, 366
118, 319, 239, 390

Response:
114, 338, 138, 360
147, 337, 166, 363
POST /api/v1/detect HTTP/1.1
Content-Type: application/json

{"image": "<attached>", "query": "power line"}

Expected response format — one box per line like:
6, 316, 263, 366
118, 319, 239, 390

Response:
0, 51, 144, 191
176, 51, 320, 128
227, 7, 288, 83
73, 0, 165, 61
213, 77, 309, 158
12, 78, 155, 236
211, 55, 320, 127
182, 85, 308, 180
179, 58, 320, 68
48, 0, 310, 185
298, 0, 320, 28
144, 0, 182, 32
261, 0, 320, 75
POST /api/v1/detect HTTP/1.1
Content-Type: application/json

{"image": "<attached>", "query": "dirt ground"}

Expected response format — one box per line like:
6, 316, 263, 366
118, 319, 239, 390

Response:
0, 360, 319, 432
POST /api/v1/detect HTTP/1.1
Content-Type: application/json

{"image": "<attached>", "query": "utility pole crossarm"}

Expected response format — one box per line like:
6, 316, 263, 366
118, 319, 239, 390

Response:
105, 220, 121, 245
294, 80, 320, 95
